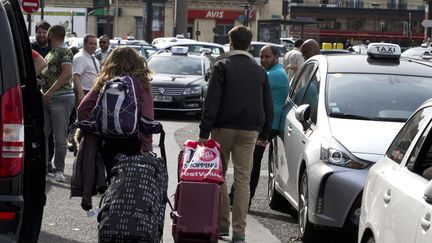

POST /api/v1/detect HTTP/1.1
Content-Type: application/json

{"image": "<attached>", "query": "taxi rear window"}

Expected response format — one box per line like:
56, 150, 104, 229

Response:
327, 73, 432, 121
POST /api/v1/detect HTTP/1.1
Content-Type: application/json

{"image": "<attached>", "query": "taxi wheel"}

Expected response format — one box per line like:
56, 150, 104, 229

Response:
268, 141, 290, 214
299, 171, 321, 243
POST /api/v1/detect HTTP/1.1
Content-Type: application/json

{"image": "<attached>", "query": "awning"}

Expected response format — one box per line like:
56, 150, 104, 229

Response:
88, 8, 116, 16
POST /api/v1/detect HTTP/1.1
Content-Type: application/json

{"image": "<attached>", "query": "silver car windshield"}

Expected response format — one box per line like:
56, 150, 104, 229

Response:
327, 73, 432, 121
148, 56, 202, 76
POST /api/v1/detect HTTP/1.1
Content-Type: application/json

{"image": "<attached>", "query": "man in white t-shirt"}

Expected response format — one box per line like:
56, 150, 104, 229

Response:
283, 39, 304, 80
72, 34, 99, 104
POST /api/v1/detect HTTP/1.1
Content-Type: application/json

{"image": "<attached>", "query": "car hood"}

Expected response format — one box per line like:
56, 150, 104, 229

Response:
151, 73, 203, 86
328, 118, 404, 162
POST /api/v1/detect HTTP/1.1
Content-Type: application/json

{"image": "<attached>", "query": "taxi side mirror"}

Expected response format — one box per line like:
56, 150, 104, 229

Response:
295, 104, 311, 131
424, 179, 432, 205
204, 69, 211, 81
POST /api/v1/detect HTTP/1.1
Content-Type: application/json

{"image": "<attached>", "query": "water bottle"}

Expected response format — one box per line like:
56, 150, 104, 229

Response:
87, 208, 101, 218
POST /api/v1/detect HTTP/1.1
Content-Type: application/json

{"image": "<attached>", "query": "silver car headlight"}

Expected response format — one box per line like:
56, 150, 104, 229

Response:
320, 137, 371, 169
183, 86, 201, 95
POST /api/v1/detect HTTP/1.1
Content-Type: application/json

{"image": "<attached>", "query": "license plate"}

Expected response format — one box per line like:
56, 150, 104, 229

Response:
153, 95, 172, 102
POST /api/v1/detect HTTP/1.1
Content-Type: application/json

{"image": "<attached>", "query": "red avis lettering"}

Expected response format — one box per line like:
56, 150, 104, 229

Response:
205, 11, 224, 19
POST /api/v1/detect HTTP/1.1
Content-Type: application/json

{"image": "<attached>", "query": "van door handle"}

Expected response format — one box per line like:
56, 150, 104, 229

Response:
383, 189, 391, 204
421, 213, 431, 231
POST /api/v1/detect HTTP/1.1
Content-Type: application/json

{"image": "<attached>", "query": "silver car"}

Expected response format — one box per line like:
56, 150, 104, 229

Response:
268, 43, 432, 242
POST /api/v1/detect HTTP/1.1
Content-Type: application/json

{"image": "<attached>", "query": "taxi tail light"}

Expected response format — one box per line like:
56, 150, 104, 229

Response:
0, 86, 24, 177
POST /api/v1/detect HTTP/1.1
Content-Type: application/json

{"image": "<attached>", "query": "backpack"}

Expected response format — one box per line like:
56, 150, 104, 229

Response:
93, 75, 139, 137
78, 75, 163, 136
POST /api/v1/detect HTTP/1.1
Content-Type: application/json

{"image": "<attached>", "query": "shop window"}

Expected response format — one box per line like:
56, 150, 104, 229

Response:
347, 18, 365, 30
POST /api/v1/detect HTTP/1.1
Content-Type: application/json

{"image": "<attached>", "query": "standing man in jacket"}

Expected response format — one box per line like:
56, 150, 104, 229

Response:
198, 26, 273, 243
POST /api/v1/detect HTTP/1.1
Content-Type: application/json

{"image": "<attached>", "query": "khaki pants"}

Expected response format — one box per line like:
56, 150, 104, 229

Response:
211, 128, 258, 237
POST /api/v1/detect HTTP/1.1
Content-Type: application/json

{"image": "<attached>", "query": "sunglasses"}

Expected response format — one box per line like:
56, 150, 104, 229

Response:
99, 41, 108, 44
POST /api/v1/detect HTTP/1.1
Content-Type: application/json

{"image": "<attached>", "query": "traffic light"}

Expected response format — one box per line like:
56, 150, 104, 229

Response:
282, 0, 289, 17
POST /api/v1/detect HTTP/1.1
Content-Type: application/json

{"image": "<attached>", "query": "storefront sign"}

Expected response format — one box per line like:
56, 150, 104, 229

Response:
188, 10, 256, 21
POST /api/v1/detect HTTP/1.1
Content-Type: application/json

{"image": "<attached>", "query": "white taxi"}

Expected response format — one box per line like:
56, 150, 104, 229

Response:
269, 42, 432, 242
359, 98, 432, 243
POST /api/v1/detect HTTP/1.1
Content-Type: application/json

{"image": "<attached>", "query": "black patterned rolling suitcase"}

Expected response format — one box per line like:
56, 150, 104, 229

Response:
97, 130, 168, 243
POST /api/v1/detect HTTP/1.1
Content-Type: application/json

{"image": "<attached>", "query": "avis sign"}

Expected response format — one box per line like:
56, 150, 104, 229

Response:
21, 0, 40, 14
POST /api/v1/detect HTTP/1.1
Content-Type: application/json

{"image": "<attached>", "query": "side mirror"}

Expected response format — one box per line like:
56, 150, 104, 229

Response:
424, 180, 432, 205
204, 70, 211, 81
295, 104, 310, 122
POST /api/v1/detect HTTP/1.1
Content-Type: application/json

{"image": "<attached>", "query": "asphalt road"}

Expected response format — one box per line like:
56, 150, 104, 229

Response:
38, 113, 356, 243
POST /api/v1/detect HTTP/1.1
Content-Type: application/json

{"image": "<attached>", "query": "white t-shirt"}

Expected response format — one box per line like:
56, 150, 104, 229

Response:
72, 50, 99, 91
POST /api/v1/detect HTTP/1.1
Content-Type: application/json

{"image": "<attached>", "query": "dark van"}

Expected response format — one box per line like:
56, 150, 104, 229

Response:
0, 0, 45, 242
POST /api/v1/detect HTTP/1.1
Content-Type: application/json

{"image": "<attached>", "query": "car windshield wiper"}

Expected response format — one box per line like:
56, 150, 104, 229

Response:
329, 112, 408, 122
328, 112, 374, 120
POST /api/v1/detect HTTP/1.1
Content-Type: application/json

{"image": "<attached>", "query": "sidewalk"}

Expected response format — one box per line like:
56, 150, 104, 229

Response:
161, 123, 281, 243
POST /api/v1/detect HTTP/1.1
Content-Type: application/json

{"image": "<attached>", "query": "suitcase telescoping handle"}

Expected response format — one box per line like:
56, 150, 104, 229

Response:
158, 128, 166, 163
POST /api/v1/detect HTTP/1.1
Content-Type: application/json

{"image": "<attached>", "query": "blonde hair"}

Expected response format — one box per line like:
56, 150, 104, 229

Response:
93, 46, 151, 90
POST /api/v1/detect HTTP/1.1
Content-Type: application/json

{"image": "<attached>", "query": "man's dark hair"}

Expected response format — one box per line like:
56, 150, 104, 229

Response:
228, 26, 253, 51
47, 25, 66, 41
35, 20, 50, 32
84, 34, 96, 43
294, 39, 304, 48
99, 34, 109, 40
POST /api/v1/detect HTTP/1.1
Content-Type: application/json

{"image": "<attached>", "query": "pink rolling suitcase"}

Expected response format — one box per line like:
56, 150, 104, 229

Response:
172, 181, 220, 243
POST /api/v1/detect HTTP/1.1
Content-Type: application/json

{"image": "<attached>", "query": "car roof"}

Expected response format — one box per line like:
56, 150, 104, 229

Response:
154, 41, 224, 49
151, 51, 205, 60
323, 54, 432, 76
251, 41, 285, 48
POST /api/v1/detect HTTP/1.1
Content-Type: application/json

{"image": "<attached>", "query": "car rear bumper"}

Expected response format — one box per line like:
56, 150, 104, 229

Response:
307, 162, 369, 229
0, 195, 24, 238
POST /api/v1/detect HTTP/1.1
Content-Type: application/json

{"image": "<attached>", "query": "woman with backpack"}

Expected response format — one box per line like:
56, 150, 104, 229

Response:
77, 46, 154, 181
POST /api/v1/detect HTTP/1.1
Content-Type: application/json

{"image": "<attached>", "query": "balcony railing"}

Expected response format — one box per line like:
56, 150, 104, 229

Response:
289, 1, 424, 11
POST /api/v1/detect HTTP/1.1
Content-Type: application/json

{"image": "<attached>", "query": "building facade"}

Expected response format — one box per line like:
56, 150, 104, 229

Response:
25, 0, 427, 46
287, 0, 426, 45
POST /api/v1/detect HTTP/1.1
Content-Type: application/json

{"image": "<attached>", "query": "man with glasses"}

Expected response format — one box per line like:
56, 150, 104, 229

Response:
94, 34, 112, 65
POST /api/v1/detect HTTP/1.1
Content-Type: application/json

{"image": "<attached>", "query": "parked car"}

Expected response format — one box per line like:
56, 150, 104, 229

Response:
154, 41, 225, 57
268, 43, 432, 242
0, 0, 45, 241
359, 98, 432, 243
401, 46, 432, 61
111, 43, 159, 59
151, 35, 196, 45
147, 46, 212, 115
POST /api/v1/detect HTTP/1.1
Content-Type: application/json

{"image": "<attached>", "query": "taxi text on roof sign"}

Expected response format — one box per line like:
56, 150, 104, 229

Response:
367, 43, 401, 59
171, 46, 189, 55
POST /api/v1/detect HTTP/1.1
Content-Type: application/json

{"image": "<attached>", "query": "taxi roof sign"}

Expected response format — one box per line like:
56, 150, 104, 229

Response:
171, 46, 189, 55
367, 43, 401, 59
